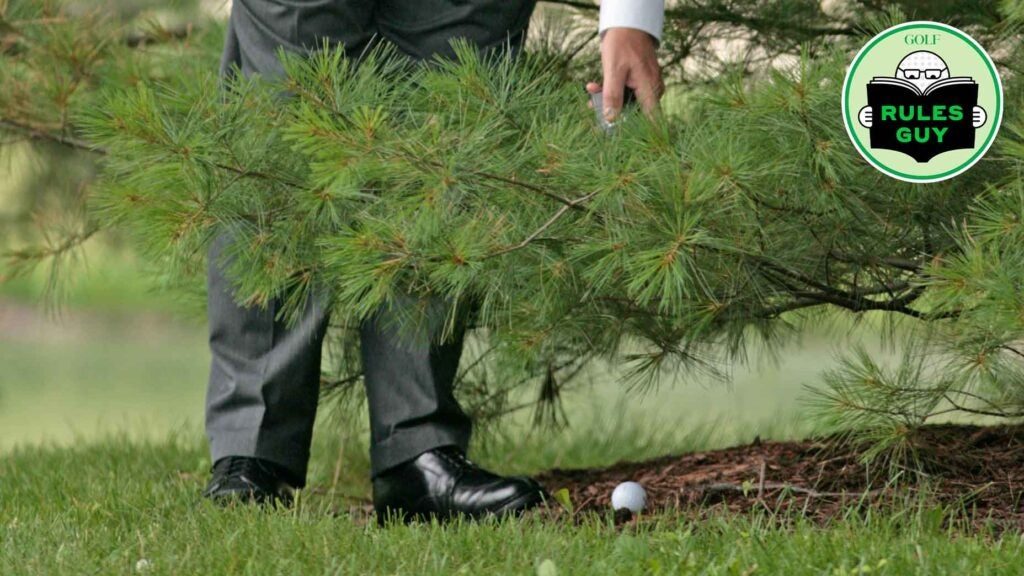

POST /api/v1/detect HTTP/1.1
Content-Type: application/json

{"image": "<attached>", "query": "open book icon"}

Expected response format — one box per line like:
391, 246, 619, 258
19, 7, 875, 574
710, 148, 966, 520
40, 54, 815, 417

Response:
869, 76, 976, 96
862, 76, 979, 162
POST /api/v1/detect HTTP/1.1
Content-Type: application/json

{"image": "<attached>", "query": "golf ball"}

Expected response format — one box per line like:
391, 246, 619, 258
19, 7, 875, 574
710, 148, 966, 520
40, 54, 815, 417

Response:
610, 481, 647, 513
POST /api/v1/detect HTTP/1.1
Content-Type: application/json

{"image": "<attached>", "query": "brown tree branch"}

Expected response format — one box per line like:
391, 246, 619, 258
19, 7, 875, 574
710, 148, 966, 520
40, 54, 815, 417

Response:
0, 118, 104, 154
485, 190, 599, 258
538, 0, 859, 37
0, 117, 308, 189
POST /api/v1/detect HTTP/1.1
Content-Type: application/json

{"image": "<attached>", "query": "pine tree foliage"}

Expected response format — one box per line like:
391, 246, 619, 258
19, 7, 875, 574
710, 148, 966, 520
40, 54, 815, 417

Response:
2, 0, 1024, 453
0, 0, 222, 296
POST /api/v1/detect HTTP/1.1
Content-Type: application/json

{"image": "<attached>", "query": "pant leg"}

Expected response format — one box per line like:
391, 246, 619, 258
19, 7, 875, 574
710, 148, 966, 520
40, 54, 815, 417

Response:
376, 0, 537, 61
206, 0, 376, 487
206, 235, 332, 486
361, 0, 538, 478
209, 0, 539, 481
360, 296, 472, 476
220, 0, 379, 79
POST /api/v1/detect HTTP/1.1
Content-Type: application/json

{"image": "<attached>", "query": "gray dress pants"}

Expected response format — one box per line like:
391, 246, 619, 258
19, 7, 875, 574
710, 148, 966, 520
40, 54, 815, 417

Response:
206, 0, 536, 486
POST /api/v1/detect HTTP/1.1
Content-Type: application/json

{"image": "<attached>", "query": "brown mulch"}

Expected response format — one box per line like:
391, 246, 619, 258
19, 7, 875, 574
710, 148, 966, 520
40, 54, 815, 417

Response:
535, 424, 1024, 530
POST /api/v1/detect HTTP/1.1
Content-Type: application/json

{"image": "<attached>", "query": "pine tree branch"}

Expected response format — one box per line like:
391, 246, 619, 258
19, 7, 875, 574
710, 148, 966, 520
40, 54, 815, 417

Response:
829, 251, 925, 273
538, 0, 859, 37
755, 260, 933, 319
825, 394, 919, 422
0, 118, 104, 154
207, 161, 307, 190
319, 372, 363, 391
461, 167, 581, 209
915, 386, 1024, 417
1001, 345, 1024, 360
751, 297, 822, 318
463, 353, 592, 422
701, 481, 885, 500
240, 60, 971, 325
2, 224, 101, 277
539, 0, 597, 11
0, 116, 308, 190
411, 154, 585, 210
939, 393, 1024, 419
1, 14, 198, 51
455, 342, 502, 382
485, 190, 599, 258
788, 287, 925, 318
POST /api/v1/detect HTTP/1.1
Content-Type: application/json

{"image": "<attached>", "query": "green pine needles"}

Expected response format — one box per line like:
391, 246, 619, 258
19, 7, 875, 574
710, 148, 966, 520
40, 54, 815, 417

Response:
3, 0, 1024, 464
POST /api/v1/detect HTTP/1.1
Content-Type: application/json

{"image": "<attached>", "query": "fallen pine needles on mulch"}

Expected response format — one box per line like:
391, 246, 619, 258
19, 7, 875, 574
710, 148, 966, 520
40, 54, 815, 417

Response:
536, 424, 1024, 531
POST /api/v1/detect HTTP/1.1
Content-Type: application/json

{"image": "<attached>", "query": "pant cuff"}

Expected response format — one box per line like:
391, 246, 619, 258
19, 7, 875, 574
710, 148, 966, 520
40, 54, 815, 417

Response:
208, 427, 311, 487
370, 426, 471, 478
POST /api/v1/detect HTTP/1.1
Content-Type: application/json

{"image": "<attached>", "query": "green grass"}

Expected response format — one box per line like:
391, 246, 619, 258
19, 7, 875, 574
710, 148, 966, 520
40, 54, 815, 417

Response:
3, 432, 1024, 575
0, 305, 1016, 575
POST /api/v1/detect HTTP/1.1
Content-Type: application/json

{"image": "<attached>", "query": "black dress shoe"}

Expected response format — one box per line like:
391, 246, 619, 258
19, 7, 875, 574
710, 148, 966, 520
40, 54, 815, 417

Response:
202, 456, 295, 506
372, 446, 548, 523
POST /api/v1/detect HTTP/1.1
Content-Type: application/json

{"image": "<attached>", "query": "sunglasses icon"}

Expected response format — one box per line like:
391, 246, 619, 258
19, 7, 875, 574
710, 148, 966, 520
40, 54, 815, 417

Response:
899, 68, 947, 80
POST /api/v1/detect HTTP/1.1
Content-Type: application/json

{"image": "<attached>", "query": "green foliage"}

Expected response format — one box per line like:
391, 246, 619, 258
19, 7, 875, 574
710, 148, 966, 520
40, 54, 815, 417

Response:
0, 0, 222, 302
78, 43, 890, 392
2, 0, 1024, 463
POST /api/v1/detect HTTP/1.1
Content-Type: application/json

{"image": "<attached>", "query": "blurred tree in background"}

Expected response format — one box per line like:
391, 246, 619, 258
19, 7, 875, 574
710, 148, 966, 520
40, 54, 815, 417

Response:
1, 0, 1023, 470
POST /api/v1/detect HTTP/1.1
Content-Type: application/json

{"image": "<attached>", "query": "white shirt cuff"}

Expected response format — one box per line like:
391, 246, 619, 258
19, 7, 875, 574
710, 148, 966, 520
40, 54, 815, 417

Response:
599, 0, 665, 43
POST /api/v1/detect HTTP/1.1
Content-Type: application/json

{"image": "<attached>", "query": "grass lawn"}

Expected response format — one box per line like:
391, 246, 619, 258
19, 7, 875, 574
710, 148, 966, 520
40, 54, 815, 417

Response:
4, 433, 1024, 575
3, 251, 1021, 574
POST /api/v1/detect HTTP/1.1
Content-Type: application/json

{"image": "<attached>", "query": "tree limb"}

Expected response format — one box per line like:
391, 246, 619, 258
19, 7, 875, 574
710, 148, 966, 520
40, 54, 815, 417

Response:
538, 0, 859, 37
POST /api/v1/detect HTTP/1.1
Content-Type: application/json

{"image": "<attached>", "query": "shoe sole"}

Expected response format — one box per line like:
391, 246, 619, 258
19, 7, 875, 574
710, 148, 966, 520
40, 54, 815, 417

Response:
490, 488, 548, 517
203, 486, 293, 508
376, 489, 549, 526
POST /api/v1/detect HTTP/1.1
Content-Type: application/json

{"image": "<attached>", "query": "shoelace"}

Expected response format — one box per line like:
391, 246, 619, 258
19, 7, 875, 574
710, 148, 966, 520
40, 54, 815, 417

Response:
435, 446, 476, 470
222, 456, 267, 480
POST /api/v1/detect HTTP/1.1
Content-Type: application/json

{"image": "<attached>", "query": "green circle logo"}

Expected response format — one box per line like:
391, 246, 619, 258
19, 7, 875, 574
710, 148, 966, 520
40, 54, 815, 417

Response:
842, 21, 1003, 183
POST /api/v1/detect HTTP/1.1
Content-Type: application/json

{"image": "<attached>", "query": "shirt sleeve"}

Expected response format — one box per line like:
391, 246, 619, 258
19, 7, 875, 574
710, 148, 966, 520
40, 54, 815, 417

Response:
598, 0, 665, 43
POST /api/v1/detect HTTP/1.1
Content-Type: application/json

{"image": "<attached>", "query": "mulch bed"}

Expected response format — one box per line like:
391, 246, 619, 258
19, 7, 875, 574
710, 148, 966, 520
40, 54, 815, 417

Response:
536, 424, 1024, 530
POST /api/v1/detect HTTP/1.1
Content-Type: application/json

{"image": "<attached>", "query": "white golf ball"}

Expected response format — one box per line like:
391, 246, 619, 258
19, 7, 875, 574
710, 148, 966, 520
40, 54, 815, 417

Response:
610, 481, 647, 513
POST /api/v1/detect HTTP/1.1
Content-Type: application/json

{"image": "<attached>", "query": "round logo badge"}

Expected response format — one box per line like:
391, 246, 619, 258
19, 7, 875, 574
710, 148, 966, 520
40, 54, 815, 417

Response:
842, 21, 1004, 183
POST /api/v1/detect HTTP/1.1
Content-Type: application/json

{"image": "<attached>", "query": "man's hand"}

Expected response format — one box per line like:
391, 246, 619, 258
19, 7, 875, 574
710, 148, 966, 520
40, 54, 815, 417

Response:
587, 27, 664, 121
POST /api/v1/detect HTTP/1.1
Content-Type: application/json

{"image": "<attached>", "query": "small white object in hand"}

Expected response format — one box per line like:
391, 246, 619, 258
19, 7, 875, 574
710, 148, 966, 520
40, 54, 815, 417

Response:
610, 481, 646, 513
